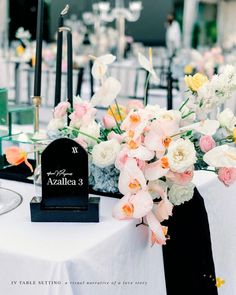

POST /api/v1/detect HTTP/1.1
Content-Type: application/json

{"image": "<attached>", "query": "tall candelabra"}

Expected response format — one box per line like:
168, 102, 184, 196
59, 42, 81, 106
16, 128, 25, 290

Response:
82, 3, 108, 55
83, 1, 142, 60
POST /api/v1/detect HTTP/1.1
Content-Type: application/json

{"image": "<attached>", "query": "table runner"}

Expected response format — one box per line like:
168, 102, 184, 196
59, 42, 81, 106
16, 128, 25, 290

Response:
163, 188, 218, 295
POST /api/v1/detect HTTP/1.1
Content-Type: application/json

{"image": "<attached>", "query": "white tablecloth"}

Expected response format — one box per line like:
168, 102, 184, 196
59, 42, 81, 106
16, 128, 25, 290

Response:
0, 179, 166, 295
0, 172, 235, 295
195, 171, 236, 295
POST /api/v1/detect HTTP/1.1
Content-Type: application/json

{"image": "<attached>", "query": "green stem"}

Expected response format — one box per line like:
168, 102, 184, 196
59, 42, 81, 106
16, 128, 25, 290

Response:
108, 106, 122, 134
115, 99, 123, 123
179, 98, 189, 112
182, 111, 195, 119
144, 73, 151, 106
66, 126, 101, 143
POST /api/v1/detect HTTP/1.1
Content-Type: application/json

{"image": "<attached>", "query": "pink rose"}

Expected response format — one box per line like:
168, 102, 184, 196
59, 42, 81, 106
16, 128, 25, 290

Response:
102, 115, 116, 129
199, 135, 216, 153
127, 99, 144, 112
108, 131, 123, 143
166, 168, 194, 185
54, 101, 70, 119
70, 102, 97, 127
218, 167, 236, 187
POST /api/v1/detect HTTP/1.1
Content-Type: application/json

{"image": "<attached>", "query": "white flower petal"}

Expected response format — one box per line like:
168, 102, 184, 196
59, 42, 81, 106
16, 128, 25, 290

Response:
180, 119, 220, 136
138, 52, 152, 73
128, 145, 155, 161
132, 191, 153, 219
146, 211, 166, 244
92, 62, 107, 80
91, 54, 116, 80
91, 77, 121, 107
203, 145, 236, 168
97, 54, 116, 65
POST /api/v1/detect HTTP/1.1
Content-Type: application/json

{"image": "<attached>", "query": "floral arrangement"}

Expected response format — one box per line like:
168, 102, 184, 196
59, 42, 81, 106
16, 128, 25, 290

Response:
183, 47, 224, 77
8, 51, 236, 246
184, 65, 236, 115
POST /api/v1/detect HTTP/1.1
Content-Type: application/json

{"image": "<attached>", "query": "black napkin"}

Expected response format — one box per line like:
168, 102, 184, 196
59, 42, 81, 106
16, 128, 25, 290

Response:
163, 188, 218, 295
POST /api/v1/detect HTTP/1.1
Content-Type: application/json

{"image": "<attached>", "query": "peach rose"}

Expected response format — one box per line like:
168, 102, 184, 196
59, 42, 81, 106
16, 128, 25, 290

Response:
218, 167, 236, 187
199, 135, 216, 153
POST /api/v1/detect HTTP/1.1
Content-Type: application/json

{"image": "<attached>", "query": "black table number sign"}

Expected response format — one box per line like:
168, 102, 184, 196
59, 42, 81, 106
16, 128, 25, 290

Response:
30, 138, 100, 222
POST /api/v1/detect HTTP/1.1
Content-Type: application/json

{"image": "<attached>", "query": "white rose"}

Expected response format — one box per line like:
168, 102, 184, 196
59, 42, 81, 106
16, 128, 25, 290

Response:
218, 108, 236, 132
47, 118, 65, 131
92, 139, 121, 168
168, 183, 195, 206
79, 121, 100, 146
167, 139, 197, 173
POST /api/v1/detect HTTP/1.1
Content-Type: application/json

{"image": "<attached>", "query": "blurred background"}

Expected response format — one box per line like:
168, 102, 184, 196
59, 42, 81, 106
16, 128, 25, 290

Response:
0, 0, 235, 132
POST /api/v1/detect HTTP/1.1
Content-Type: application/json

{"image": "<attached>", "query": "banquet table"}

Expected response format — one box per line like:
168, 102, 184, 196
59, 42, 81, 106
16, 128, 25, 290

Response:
0, 171, 235, 295
0, 179, 166, 295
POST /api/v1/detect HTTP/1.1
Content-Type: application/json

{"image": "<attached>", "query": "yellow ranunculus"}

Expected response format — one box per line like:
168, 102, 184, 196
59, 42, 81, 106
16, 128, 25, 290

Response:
16, 45, 25, 56
184, 64, 193, 75
233, 128, 236, 143
184, 73, 208, 92
107, 104, 127, 122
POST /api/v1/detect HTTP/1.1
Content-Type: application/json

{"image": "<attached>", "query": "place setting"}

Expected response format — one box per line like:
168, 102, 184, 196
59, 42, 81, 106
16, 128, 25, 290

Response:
0, 1, 236, 295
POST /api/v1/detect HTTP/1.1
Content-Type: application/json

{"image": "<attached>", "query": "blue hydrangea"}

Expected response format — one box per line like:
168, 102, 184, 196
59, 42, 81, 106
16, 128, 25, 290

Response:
89, 164, 120, 194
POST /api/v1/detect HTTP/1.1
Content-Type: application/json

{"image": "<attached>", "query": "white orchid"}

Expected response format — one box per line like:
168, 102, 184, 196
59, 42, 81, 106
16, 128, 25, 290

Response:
91, 54, 116, 80
203, 145, 236, 168
91, 77, 121, 107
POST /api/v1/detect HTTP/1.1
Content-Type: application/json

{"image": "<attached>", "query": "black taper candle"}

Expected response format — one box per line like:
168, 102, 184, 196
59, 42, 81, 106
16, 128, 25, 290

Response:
54, 15, 64, 107
54, 5, 69, 107
67, 30, 73, 109
34, 0, 44, 97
